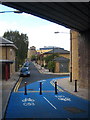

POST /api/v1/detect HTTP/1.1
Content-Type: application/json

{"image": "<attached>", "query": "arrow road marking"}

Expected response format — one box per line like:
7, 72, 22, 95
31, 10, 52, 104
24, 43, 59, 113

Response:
38, 80, 46, 82
43, 97, 57, 110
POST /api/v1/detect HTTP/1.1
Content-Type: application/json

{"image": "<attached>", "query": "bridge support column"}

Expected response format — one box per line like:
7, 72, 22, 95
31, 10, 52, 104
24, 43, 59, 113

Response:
78, 30, 90, 88
71, 29, 90, 88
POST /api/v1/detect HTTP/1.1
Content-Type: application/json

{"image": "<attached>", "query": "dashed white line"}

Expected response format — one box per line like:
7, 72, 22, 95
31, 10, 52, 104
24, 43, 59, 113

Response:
43, 97, 57, 110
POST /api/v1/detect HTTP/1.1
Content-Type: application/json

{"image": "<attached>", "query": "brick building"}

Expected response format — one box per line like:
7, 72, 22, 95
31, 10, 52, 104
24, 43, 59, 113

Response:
27, 46, 37, 61
0, 37, 17, 80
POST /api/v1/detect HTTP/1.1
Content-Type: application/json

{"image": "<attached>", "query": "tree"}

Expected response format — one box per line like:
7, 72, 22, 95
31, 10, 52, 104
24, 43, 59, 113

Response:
3, 30, 29, 68
48, 61, 55, 72
44, 53, 58, 72
44, 53, 59, 64
31, 55, 36, 61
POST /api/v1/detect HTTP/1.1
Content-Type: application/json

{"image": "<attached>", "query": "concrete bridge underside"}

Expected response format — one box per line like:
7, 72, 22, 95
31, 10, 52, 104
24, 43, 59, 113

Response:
2, 2, 90, 88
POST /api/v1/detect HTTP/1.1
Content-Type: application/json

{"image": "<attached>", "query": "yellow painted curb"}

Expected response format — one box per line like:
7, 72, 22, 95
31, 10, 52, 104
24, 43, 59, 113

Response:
50, 80, 64, 92
13, 77, 22, 92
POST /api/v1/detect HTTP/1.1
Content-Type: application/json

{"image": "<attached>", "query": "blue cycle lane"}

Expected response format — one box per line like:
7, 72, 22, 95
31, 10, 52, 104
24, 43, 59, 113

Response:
5, 76, 89, 119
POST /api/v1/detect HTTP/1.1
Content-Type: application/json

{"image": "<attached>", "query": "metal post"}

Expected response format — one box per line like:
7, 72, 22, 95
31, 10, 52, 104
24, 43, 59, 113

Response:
24, 82, 27, 95
40, 82, 42, 95
55, 81, 58, 94
74, 80, 77, 92
70, 71, 72, 82
70, 31, 72, 82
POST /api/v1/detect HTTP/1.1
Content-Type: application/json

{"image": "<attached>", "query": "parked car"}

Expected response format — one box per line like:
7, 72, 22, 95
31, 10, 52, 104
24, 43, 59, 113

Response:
20, 67, 30, 77
23, 62, 30, 67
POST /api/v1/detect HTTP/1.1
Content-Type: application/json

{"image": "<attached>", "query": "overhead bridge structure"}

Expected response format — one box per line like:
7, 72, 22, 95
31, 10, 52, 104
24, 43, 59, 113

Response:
2, 2, 90, 88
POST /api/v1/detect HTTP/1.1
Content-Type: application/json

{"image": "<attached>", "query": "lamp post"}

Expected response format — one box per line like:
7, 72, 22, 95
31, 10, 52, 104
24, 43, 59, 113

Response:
53, 46, 54, 60
54, 31, 71, 80
54, 31, 69, 34
0, 10, 23, 14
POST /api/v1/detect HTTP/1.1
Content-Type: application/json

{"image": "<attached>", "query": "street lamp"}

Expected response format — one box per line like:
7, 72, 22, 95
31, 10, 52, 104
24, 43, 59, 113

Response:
0, 10, 23, 14
54, 31, 72, 81
54, 31, 70, 34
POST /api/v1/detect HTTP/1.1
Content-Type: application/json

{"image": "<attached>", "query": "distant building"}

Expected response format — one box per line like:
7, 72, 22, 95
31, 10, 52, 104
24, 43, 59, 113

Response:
0, 37, 18, 80
43, 47, 70, 59
27, 46, 37, 60
37, 47, 70, 73
54, 56, 70, 73
40, 46, 61, 50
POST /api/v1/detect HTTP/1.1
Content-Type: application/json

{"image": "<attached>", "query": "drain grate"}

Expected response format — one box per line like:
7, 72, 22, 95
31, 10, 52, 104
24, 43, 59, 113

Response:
64, 107, 86, 114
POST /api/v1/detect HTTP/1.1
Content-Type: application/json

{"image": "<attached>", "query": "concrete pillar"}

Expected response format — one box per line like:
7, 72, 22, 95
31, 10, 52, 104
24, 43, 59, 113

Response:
70, 30, 79, 82
78, 30, 90, 88
71, 29, 90, 88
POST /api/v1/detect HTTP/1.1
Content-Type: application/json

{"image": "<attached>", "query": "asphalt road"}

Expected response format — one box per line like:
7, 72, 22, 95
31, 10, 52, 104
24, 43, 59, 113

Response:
5, 76, 89, 120
4, 62, 89, 120
19, 62, 68, 88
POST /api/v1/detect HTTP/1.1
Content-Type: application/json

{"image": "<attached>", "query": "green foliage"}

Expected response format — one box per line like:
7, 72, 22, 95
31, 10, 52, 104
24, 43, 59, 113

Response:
44, 53, 59, 64
44, 53, 58, 72
31, 55, 36, 61
44, 64, 48, 69
3, 30, 29, 67
37, 55, 40, 60
48, 61, 55, 72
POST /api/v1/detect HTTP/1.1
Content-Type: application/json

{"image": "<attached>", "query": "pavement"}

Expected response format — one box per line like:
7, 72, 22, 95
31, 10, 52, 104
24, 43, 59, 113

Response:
0, 72, 20, 120
0, 61, 89, 119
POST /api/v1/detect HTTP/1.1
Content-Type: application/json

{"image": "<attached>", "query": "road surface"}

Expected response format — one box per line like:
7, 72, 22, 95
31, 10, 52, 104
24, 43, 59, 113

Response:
5, 62, 89, 120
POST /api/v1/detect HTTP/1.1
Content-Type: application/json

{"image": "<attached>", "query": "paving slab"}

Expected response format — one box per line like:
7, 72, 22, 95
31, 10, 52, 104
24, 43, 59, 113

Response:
1, 72, 20, 120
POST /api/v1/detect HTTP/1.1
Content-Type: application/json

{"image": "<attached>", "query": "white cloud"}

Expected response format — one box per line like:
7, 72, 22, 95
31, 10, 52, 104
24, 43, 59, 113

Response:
0, 19, 70, 51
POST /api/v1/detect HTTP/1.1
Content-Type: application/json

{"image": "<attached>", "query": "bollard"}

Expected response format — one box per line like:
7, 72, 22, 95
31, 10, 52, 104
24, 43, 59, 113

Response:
74, 80, 77, 92
55, 81, 58, 94
40, 82, 42, 95
24, 82, 27, 95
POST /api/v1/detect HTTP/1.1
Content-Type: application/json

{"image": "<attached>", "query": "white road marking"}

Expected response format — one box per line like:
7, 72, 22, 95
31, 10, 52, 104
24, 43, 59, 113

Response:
55, 95, 71, 101
38, 80, 46, 82
43, 97, 57, 110
67, 118, 71, 120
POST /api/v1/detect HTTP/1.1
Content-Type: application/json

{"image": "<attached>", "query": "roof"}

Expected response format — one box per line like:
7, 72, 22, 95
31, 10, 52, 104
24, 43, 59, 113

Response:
44, 48, 70, 54
40, 46, 60, 50
37, 49, 52, 54
0, 37, 18, 49
54, 56, 69, 62
2, 2, 90, 32
0, 37, 13, 44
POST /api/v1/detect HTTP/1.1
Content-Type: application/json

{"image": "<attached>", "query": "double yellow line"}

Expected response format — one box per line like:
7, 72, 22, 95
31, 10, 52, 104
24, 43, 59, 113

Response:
50, 80, 64, 92
17, 90, 55, 93
13, 77, 22, 92
13, 78, 63, 93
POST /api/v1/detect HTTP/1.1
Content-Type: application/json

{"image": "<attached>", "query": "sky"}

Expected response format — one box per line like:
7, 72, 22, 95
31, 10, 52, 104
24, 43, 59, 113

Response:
0, 4, 70, 50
